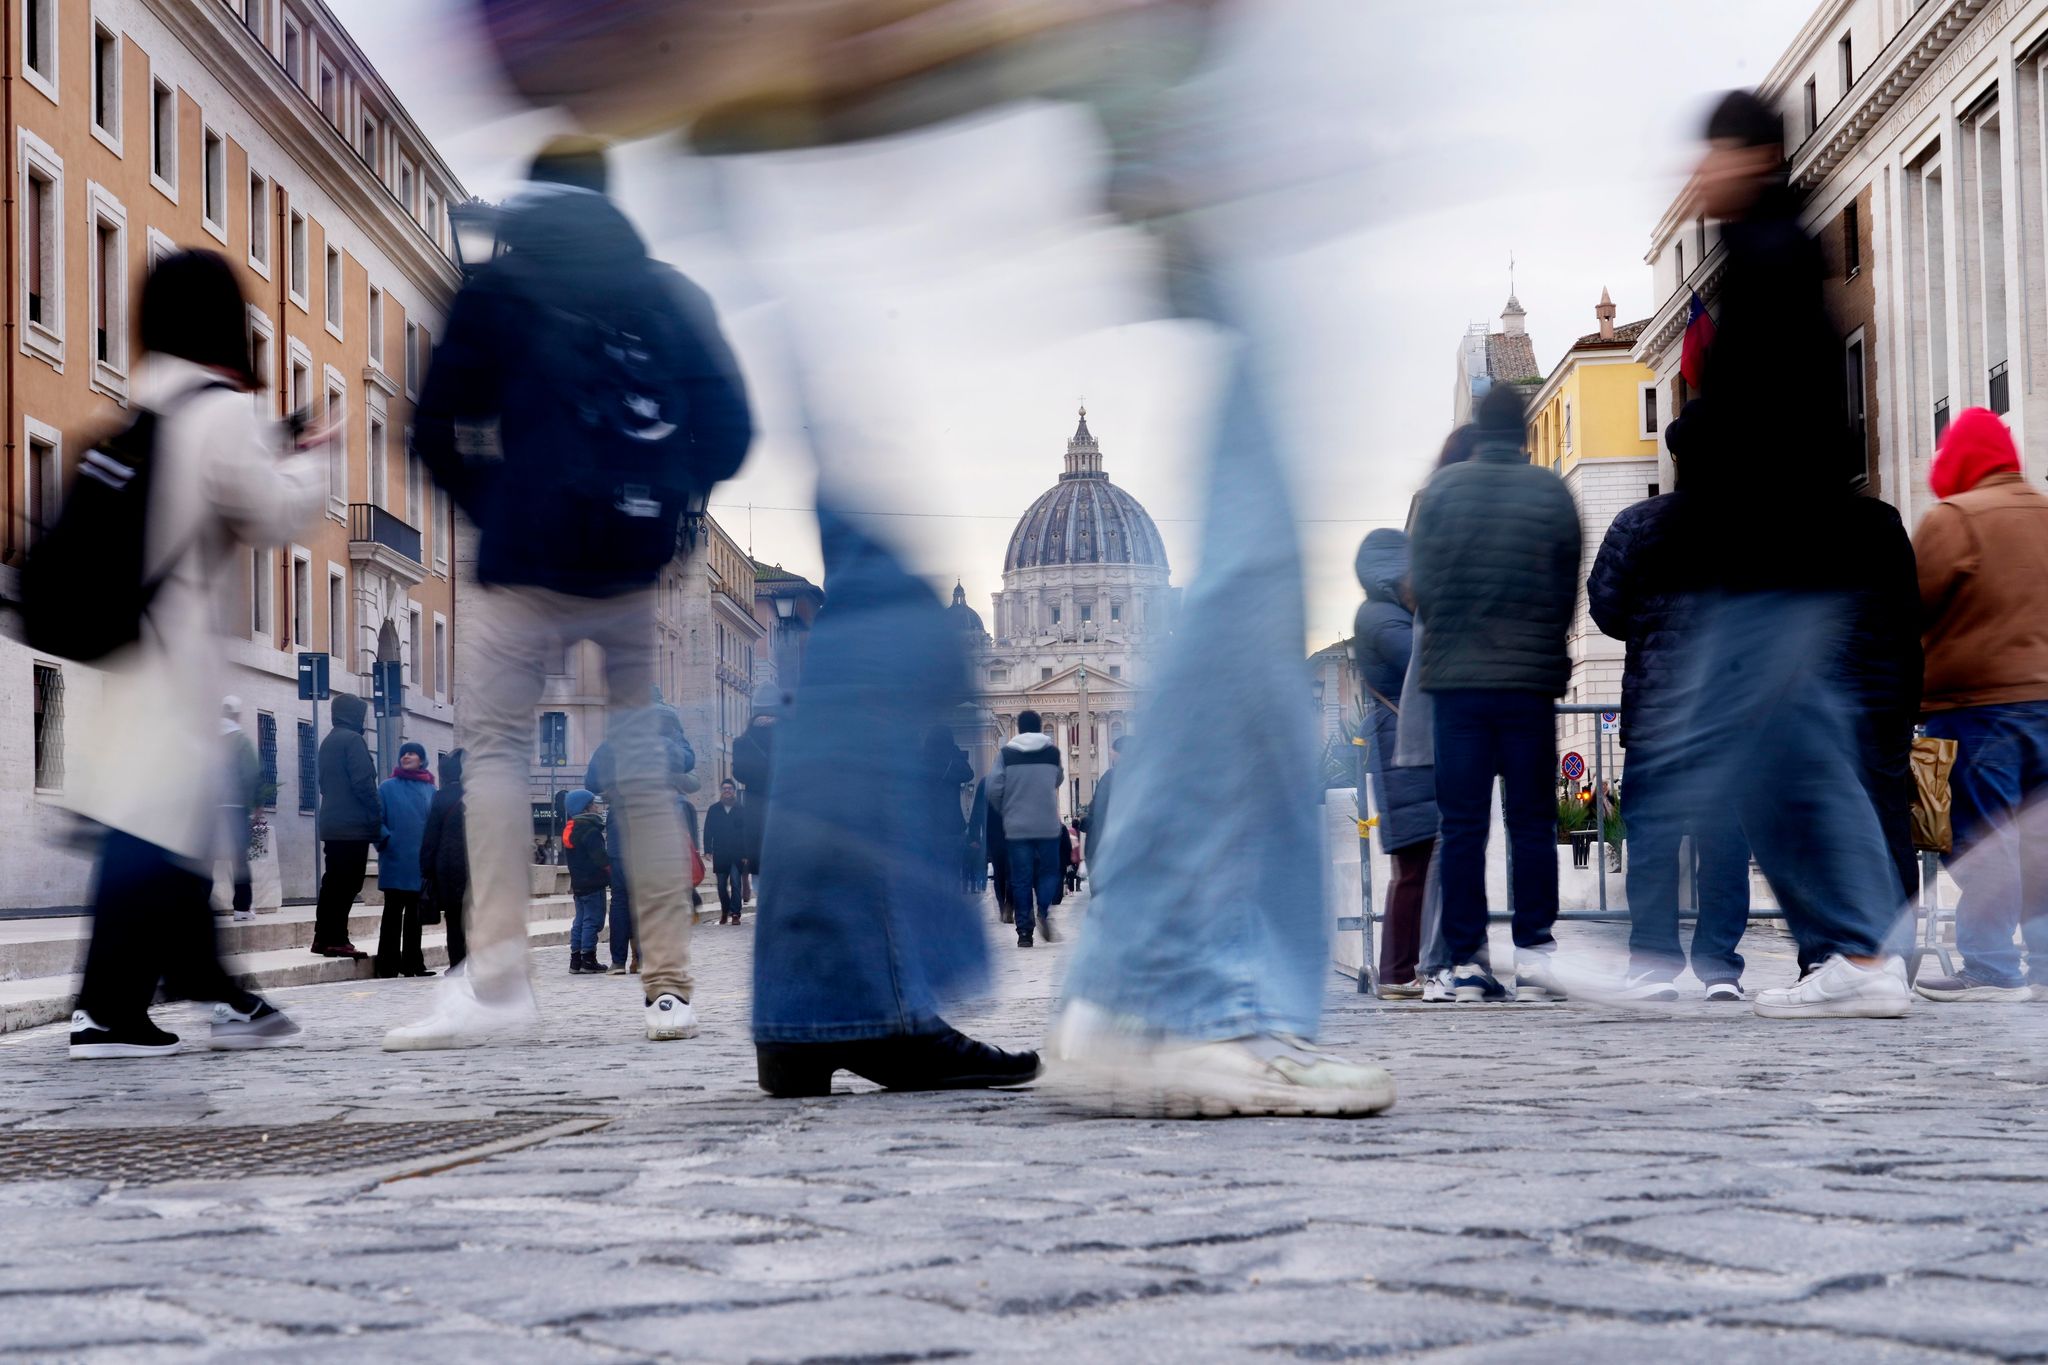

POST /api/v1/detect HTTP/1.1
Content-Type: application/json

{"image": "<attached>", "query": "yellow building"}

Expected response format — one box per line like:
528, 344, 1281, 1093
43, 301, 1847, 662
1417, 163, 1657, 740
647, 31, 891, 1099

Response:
1525, 289, 1660, 773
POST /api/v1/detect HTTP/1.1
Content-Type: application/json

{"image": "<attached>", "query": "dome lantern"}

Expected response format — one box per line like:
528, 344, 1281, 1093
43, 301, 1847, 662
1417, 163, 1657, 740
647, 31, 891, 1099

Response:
1004, 409, 1168, 575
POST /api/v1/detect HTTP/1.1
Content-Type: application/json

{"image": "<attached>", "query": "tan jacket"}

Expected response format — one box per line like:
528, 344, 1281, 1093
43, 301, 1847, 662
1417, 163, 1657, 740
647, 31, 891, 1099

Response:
1915, 471, 2048, 711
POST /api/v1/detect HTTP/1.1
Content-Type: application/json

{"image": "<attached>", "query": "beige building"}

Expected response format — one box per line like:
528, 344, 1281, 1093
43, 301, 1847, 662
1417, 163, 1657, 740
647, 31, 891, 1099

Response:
0, 0, 465, 908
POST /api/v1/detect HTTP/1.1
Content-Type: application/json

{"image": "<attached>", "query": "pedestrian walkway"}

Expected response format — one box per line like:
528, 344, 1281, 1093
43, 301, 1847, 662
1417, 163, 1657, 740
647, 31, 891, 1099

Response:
2, 889, 2045, 1361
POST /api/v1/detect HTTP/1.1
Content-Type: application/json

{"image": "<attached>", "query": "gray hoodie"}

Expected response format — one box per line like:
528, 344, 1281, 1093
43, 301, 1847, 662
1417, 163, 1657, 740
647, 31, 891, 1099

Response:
984, 731, 1064, 840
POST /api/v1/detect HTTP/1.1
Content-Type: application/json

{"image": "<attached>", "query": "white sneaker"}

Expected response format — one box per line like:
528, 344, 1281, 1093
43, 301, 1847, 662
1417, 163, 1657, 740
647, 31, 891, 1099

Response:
1753, 955, 1911, 1020
1419, 969, 1456, 1003
645, 993, 699, 1041
1616, 971, 1680, 1002
231, 910, 256, 923
382, 976, 539, 1051
1703, 980, 1745, 1002
1043, 1003, 1394, 1117
1514, 947, 1567, 1002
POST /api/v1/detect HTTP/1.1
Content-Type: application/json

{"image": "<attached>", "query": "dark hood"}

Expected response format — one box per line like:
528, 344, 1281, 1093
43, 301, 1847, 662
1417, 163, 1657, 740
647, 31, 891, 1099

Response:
494, 184, 652, 316
440, 751, 464, 791
331, 692, 368, 732
1354, 528, 1409, 604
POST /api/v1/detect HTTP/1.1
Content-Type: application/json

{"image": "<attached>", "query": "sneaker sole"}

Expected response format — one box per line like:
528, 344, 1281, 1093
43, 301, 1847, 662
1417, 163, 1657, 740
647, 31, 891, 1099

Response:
209, 1028, 302, 1051
1514, 986, 1566, 1003
382, 1032, 495, 1052
1046, 1055, 1395, 1119
1913, 985, 2032, 1002
646, 1020, 700, 1041
1752, 996, 1912, 1019
70, 1040, 182, 1058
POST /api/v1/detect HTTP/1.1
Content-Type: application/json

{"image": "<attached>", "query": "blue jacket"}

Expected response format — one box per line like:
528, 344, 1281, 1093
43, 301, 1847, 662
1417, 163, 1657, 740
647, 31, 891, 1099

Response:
1351, 530, 1438, 853
377, 773, 437, 892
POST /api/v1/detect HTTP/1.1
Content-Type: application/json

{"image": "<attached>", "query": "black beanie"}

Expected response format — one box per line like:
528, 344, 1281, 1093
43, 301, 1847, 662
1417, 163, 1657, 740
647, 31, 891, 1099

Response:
1705, 90, 1783, 150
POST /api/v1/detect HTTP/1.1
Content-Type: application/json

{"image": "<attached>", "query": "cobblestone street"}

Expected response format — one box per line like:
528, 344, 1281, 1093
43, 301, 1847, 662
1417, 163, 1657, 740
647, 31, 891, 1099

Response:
4, 894, 2047, 1363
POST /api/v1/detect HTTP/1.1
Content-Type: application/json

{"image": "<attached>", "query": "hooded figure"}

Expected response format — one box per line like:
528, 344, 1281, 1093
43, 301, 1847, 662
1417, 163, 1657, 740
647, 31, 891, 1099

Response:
1351, 529, 1437, 854
418, 750, 469, 966
311, 690, 382, 957
733, 684, 787, 872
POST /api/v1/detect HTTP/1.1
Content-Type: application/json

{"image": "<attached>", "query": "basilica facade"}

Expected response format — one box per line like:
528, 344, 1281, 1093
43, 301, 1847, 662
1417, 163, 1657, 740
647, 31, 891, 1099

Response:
949, 410, 1176, 818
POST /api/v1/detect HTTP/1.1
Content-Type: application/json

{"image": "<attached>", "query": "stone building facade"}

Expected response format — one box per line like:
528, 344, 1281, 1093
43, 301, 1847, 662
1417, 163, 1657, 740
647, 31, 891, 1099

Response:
0, 0, 465, 909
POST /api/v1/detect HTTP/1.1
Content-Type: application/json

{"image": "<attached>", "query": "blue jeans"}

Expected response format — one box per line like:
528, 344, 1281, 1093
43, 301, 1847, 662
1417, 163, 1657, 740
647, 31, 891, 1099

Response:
570, 889, 607, 955
1432, 690, 1560, 965
1057, 347, 1330, 1042
1622, 753, 1751, 983
1925, 700, 2048, 987
1007, 838, 1062, 932
605, 866, 635, 967
751, 512, 989, 1043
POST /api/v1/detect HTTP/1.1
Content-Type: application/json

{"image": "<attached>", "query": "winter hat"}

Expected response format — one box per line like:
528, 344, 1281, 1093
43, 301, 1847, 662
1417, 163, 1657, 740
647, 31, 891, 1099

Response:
1705, 89, 1783, 150
399, 741, 428, 766
1475, 380, 1526, 436
1931, 407, 2021, 500
751, 683, 790, 718
331, 692, 369, 730
564, 788, 596, 818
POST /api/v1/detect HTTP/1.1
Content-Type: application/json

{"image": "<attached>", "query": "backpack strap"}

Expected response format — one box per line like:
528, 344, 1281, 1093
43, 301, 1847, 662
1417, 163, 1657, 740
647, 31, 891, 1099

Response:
137, 379, 247, 640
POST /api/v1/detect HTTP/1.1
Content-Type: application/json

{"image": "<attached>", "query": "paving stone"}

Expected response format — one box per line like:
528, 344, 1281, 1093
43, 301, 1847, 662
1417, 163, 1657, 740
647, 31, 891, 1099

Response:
1575, 1207, 2010, 1280
1720, 1271, 2048, 1357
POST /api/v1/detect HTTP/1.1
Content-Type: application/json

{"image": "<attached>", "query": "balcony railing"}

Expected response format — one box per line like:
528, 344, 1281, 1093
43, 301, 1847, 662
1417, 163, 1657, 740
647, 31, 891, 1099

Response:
1934, 397, 1951, 442
348, 503, 420, 564
1990, 362, 2010, 417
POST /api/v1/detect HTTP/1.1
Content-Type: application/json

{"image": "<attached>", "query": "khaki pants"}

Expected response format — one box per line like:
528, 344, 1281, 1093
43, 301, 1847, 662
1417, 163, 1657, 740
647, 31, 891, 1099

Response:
460, 583, 692, 1003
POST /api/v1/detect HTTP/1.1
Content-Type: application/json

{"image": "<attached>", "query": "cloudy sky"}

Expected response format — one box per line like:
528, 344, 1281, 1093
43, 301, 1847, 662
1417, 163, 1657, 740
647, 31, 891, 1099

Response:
333, 0, 1808, 649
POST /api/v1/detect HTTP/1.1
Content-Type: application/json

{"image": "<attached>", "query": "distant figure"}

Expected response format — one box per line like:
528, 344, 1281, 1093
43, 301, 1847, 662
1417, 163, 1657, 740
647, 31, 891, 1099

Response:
562, 789, 612, 974
67, 250, 323, 1058
375, 743, 437, 979
586, 697, 697, 966
980, 781, 1013, 922
1081, 735, 1128, 866
704, 779, 747, 925
218, 697, 261, 924
1411, 381, 1580, 1004
419, 750, 470, 970
985, 711, 1065, 947
1913, 408, 2048, 1002
733, 685, 787, 894
313, 691, 379, 961
1064, 821, 1084, 893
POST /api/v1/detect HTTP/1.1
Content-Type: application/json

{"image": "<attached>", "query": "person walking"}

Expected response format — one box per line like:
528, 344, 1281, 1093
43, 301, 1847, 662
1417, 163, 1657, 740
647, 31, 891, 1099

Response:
312, 691, 379, 960
218, 698, 261, 924
1587, 445, 1753, 1001
395, 137, 752, 1049
65, 251, 323, 1057
920, 725, 976, 899
1081, 735, 1127, 867
704, 779, 747, 924
985, 711, 1065, 946
586, 698, 697, 966
981, 782, 1014, 923
1911, 408, 2048, 1002
374, 743, 437, 978
562, 789, 612, 974
733, 685, 785, 899
1640, 90, 1910, 1019
419, 750, 469, 971
1351, 529, 1438, 998
1410, 381, 1581, 1004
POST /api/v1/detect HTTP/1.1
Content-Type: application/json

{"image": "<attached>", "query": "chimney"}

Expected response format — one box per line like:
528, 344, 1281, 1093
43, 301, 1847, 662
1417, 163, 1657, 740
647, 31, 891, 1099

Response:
1596, 286, 1616, 342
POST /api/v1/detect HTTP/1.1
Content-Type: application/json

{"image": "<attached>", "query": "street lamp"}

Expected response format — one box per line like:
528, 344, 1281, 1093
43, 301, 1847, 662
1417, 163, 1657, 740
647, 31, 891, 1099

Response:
773, 596, 795, 621
449, 198, 503, 279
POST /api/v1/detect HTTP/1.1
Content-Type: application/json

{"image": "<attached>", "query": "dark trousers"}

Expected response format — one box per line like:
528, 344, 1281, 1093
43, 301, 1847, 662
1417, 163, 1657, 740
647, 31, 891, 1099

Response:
443, 888, 468, 969
1008, 837, 1064, 931
1623, 755, 1751, 983
607, 863, 636, 967
1433, 690, 1560, 964
314, 840, 370, 947
1926, 700, 2048, 986
222, 805, 252, 915
375, 890, 426, 976
1379, 839, 1433, 985
716, 862, 743, 920
76, 830, 259, 1028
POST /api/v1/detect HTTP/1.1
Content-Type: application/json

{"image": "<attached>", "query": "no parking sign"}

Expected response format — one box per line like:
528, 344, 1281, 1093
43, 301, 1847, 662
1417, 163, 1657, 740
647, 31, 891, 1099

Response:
1561, 751, 1586, 782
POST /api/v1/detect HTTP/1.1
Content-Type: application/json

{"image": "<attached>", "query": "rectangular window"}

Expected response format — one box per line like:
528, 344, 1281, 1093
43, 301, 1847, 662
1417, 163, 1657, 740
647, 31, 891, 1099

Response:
424, 189, 441, 249
406, 452, 422, 525
1843, 201, 1860, 277
25, 165, 54, 331
288, 210, 307, 304
359, 113, 380, 175
434, 619, 447, 696
432, 485, 449, 570
298, 721, 317, 812
282, 12, 303, 87
93, 217, 120, 366
399, 158, 415, 214
1080, 604, 1093, 623
25, 430, 57, 544
289, 356, 309, 414
256, 713, 277, 807
93, 23, 120, 144
325, 382, 345, 503
404, 320, 420, 395
324, 245, 342, 333
251, 548, 273, 637
1110, 603, 1121, 622
24, 0, 54, 93
1839, 33, 1854, 93
33, 663, 63, 791
152, 80, 177, 192
1847, 336, 1868, 452
1641, 383, 1659, 437
328, 571, 346, 660
367, 415, 386, 506
367, 285, 383, 367
249, 171, 269, 269
317, 60, 337, 126
292, 555, 312, 647
1804, 77, 1818, 137
408, 609, 422, 686
1109, 665, 1121, 679
202, 127, 225, 231
1041, 667, 1053, 682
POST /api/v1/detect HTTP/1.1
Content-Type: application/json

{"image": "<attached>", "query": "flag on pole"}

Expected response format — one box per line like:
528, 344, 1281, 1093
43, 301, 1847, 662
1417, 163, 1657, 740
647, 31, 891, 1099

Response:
1680, 290, 1715, 389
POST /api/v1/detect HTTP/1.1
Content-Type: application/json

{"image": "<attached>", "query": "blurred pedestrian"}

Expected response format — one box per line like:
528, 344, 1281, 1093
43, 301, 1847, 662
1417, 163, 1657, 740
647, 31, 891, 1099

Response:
1912, 408, 2048, 1002
986, 711, 1065, 946
562, 789, 611, 974
66, 250, 322, 1057
1587, 430, 1753, 1001
586, 696, 697, 965
312, 691, 378, 960
1411, 381, 1581, 1004
981, 783, 1013, 923
1065, 821, 1084, 893
1643, 90, 1910, 1019
396, 136, 752, 1049
419, 749, 469, 970
1081, 735, 1127, 866
921, 725, 976, 899
1352, 529, 1438, 998
218, 697, 260, 924
733, 684, 785, 896
375, 742, 437, 979
704, 779, 747, 924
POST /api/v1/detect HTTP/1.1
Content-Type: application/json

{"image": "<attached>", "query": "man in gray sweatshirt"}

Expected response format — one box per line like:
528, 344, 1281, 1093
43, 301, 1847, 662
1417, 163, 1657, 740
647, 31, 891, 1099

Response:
985, 711, 1064, 947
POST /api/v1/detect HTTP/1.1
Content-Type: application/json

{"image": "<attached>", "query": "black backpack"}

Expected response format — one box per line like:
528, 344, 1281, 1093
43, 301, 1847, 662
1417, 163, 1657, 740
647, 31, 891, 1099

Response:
20, 383, 230, 662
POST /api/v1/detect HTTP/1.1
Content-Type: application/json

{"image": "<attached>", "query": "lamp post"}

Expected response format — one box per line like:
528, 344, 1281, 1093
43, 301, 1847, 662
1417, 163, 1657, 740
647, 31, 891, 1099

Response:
449, 198, 503, 280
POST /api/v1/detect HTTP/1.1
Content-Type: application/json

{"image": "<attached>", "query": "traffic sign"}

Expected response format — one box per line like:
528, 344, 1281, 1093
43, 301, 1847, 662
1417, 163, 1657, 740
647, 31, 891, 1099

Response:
1561, 751, 1586, 782
371, 660, 404, 717
297, 652, 331, 701
1600, 711, 1619, 734
538, 711, 569, 767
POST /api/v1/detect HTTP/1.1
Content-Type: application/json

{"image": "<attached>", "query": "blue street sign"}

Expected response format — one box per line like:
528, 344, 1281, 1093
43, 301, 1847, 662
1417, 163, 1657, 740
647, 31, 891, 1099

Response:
297, 652, 330, 701
372, 660, 404, 717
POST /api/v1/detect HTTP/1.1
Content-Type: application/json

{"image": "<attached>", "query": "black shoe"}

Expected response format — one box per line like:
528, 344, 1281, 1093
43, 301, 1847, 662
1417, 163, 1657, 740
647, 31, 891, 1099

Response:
70, 1010, 181, 1059
756, 1026, 1041, 1098
1017, 934, 1034, 948
1039, 916, 1058, 943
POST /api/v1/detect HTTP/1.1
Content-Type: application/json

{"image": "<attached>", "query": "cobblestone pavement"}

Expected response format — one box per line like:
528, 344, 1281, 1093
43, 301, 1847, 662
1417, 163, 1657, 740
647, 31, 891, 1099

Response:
4, 891, 2048, 1363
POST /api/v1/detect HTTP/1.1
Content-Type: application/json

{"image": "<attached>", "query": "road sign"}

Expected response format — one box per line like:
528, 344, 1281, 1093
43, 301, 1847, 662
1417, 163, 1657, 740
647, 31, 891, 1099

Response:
296, 652, 330, 701
1561, 751, 1586, 782
538, 711, 569, 767
1600, 711, 1619, 734
371, 660, 404, 718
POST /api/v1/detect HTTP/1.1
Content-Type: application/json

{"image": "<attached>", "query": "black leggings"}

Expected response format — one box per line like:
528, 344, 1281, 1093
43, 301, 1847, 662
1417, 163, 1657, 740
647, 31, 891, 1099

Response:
76, 829, 258, 1027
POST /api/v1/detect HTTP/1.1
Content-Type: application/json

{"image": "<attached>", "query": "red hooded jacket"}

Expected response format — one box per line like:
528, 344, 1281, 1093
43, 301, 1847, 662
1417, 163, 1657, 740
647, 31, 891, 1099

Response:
1929, 407, 2021, 499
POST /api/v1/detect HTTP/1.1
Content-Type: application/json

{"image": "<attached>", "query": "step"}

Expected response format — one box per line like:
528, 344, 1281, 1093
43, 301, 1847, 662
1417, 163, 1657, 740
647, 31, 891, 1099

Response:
0, 896, 577, 983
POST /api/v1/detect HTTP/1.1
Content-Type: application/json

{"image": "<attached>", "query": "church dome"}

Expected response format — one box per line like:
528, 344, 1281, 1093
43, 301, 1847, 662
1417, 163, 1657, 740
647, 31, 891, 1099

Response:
945, 581, 985, 635
1003, 409, 1169, 574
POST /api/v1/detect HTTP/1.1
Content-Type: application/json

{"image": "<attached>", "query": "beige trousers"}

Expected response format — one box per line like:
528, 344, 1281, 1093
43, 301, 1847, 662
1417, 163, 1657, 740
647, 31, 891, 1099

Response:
459, 583, 692, 1003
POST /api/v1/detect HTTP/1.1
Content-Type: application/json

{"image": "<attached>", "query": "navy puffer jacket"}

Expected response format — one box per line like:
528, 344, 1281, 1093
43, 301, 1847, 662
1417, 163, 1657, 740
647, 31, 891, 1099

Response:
1586, 493, 1696, 751
1351, 530, 1438, 853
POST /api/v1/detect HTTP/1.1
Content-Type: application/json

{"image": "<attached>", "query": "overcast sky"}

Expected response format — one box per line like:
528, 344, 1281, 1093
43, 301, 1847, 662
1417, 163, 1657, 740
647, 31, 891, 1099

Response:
333, 0, 1808, 650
